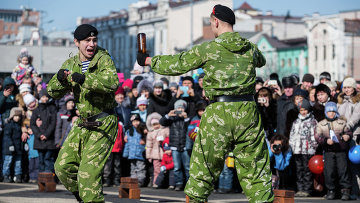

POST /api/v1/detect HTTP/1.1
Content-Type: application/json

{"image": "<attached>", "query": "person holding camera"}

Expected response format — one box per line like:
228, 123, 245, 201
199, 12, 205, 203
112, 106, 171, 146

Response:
289, 99, 318, 197
159, 99, 190, 191
268, 134, 292, 190
255, 87, 277, 140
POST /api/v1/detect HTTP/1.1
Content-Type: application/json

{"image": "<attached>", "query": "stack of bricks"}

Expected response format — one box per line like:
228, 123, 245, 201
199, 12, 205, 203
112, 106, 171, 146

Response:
38, 172, 56, 192
118, 177, 140, 199
273, 189, 295, 203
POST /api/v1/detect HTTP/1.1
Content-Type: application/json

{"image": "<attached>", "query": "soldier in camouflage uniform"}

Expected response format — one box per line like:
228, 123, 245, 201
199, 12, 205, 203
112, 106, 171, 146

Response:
47, 24, 119, 203
137, 5, 273, 203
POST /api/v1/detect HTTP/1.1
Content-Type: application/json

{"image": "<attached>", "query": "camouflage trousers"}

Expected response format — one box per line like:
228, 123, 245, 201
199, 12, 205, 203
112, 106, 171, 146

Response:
54, 115, 117, 203
184, 102, 274, 203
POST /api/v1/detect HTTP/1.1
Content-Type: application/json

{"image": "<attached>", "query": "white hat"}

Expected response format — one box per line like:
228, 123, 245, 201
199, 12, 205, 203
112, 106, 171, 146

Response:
19, 83, 32, 94
343, 77, 356, 89
23, 94, 36, 107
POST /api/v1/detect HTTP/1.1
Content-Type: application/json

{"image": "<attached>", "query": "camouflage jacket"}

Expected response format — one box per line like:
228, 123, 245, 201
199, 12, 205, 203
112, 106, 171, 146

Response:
151, 32, 266, 100
47, 47, 119, 119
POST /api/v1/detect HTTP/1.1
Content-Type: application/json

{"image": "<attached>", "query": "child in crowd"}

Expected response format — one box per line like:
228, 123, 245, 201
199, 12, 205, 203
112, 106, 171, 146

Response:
155, 137, 175, 189
146, 112, 170, 188
2, 107, 24, 183
160, 99, 190, 191
132, 95, 148, 123
25, 120, 39, 183
186, 101, 207, 156
268, 134, 293, 190
12, 52, 37, 85
123, 113, 146, 187
289, 99, 318, 197
55, 94, 75, 149
315, 102, 352, 200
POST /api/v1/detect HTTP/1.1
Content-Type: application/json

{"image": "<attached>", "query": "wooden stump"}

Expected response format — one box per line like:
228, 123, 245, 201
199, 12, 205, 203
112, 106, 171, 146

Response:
118, 177, 140, 199
273, 189, 295, 203
38, 172, 56, 192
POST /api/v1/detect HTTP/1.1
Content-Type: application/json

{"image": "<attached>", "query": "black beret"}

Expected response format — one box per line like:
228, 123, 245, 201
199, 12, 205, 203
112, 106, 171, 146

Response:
74, 24, 98, 40
212, 4, 235, 25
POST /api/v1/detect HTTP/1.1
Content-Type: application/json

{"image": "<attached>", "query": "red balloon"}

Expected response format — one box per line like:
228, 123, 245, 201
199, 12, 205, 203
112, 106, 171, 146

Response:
308, 155, 324, 174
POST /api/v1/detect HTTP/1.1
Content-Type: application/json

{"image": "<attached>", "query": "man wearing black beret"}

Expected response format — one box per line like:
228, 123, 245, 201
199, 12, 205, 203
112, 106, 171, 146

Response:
137, 4, 273, 203
47, 24, 119, 202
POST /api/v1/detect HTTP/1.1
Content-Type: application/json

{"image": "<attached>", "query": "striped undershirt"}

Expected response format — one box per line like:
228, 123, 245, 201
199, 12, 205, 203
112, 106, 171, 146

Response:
81, 61, 90, 73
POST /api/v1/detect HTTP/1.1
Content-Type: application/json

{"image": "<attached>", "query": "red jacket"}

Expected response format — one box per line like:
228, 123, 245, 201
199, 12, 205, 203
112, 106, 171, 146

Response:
161, 153, 174, 170
112, 122, 124, 153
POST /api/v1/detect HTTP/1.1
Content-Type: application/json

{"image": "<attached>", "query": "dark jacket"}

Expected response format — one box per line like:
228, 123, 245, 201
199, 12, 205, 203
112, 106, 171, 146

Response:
115, 103, 131, 131
0, 77, 18, 125
276, 94, 294, 137
160, 114, 190, 151
54, 109, 72, 147
147, 89, 173, 117
2, 120, 22, 155
30, 102, 57, 150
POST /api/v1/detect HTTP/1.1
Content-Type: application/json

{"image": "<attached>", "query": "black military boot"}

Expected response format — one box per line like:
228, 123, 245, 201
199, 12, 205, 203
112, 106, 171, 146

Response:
341, 189, 350, 201
72, 191, 84, 203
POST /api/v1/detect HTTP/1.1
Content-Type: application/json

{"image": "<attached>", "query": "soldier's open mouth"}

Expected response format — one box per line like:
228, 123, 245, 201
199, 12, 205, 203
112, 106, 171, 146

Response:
87, 49, 94, 55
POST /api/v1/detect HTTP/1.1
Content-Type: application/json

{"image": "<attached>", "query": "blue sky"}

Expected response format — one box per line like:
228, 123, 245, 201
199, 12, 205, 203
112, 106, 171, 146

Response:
1, 0, 359, 32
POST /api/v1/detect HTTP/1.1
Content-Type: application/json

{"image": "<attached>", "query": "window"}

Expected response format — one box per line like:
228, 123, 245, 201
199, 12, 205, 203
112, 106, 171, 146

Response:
4, 25, 7, 31
305, 57, 308, 66
281, 59, 285, 68
332, 44, 335, 59
315, 46, 318, 61
323, 45, 326, 60
295, 58, 299, 67
10, 25, 14, 31
288, 58, 292, 67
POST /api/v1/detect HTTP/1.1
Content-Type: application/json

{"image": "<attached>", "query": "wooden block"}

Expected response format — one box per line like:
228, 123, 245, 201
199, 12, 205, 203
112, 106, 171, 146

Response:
119, 183, 139, 189
45, 182, 56, 192
38, 182, 45, 192
274, 189, 295, 198
129, 188, 140, 199
274, 197, 294, 203
120, 177, 138, 184
38, 172, 55, 183
119, 187, 129, 198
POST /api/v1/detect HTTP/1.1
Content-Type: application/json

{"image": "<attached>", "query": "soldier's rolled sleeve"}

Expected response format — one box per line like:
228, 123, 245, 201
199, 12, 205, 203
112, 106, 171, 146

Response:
151, 44, 206, 76
81, 56, 119, 94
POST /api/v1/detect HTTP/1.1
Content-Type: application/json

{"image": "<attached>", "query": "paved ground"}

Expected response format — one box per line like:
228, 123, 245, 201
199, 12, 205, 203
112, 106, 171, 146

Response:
0, 182, 357, 202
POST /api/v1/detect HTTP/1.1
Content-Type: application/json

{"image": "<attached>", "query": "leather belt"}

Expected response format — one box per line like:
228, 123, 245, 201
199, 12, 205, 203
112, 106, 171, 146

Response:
213, 95, 254, 102
79, 109, 114, 128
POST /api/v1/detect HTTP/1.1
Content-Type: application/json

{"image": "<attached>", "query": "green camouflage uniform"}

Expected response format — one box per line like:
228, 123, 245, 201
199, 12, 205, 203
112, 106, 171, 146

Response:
151, 32, 273, 203
47, 47, 119, 203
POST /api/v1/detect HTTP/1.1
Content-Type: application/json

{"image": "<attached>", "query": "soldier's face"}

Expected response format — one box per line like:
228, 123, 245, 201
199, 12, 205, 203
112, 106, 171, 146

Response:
75, 36, 97, 61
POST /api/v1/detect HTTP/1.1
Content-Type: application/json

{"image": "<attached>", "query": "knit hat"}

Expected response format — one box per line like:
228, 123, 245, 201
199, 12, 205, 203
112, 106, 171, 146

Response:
195, 101, 207, 112
162, 137, 170, 151
342, 77, 357, 89
293, 88, 309, 99
122, 79, 133, 90
130, 113, 141, 122
39, 89, 49, 98
302, 73, 315, 84
8, 107, 23, 120
320, 72, 331, 81
315, 84, 331, 97
132, 61, 144, 74
153, 80, 164, 89
169, 82, 178, 89
115, 86, 124, 95
151, 118, 160, 125
297, 99, 311, 111
19, 83, 32, 94
325, 101, 339, 120
23, 94, 36, 107
282, 76, 295, 88
174, 99, 187, 110
136, 95, 148, 107
325, 81, 337, 89
64, 94, 74, 104
255, 77, 264, 84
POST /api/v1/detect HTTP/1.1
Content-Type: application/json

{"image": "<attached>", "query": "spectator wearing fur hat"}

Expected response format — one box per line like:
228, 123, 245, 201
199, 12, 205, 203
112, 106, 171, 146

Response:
324, 81, 339, 100
19, 84, 32, 97
289, 99, 318, 197
337, 77, 360, 199
301, 73, 314, 91
147, 80, 173, 117
54, 94, 75, 148
2, 107, 24, 183
160, 99, 191, 191
137, 79, 153, 99
313, 84, 334, 122
169, 82, 179, 97
319, 72, 331, 84
146, 112, 170, 188
277, 76, 296, 137
30, 89, 57, 173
